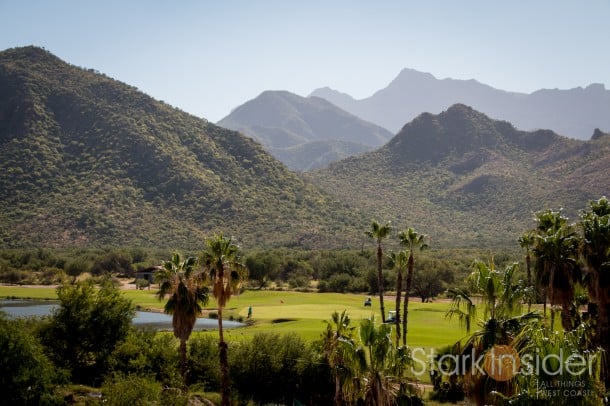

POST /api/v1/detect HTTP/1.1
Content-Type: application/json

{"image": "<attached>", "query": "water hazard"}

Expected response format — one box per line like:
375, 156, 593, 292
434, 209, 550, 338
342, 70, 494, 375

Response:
0, 299, 243, 330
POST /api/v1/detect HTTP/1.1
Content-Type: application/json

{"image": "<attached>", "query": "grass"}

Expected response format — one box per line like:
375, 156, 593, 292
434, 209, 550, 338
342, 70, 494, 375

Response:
0, 285, 465, 349
0, 285, 58, 299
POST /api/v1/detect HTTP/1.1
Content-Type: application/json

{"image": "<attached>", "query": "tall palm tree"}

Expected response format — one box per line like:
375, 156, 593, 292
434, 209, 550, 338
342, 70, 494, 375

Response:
201, 235, 247, 406
579, 197, 610, 387
533, 209, 581, 330
155, 253, 208, 381
398, 227, 428, 346
388, 250, 409, 346
366, 221, 392, 322
518, 232, 536, 311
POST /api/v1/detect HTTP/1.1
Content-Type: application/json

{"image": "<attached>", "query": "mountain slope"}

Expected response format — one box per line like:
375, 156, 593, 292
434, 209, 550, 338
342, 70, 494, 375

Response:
0, 46, 363, 249
217, 91, 392, 170
308, 104, 609, 248
311, 68, 610, 140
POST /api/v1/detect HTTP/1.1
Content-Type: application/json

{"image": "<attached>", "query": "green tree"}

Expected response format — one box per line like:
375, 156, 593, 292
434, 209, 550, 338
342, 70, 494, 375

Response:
245, 251, 280, 289
533, 209, 581, 330
398, 227, 428, 346
155, 253, 208, 381
388, 250, 408, 346
41, 280, 134, 385
579, 196, 610, 388
366, 221, 392, 322
0, 314, 59, 404
411, 267, 452, 303
201, 234, 247, 406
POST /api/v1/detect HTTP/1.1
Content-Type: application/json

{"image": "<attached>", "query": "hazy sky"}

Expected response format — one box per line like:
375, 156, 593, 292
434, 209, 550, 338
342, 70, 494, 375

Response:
1, 0, 609, 122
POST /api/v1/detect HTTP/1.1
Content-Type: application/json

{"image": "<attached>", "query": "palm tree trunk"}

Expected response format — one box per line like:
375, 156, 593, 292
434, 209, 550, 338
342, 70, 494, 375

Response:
542, 287, 548, 325
526, 253, 532, 312
548, 266, 555, 331
179, 338, 187, 382
334, 372, 341, 406
395, 269, 402, 347
218, 307, 230, 406
402, 255, 414, 347
599, 300, 610, 389
377, 244, 386, 322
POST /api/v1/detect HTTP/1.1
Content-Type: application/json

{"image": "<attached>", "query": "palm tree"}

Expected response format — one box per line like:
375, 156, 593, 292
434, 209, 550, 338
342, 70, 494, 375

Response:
322, 310, 357, 405
398, 227, 428, 346
366, 221, 392, 322
201, 235, 247, 406
579, 196, 610, 387
388, 250, 409, 346
446, 260, 539, 404
357, 318, 415, 405
323, 313, 417, 405
518, 231, 536, 311
155, 253, 209, 381
533, 209, 581, 330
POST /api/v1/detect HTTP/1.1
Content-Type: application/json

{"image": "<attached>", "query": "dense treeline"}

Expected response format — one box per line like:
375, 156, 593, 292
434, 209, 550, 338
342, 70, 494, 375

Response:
0, 246, 518, 299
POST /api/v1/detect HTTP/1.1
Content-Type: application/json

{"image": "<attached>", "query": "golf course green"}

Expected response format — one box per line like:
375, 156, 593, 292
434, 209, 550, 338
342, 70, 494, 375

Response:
0, 285, 465, 350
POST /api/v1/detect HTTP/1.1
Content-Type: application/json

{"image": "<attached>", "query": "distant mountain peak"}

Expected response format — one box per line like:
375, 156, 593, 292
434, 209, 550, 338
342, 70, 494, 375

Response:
312, 67, 610, 139
592, 128, 610, 140
218, 90, 392, 170
394, 67, 437, 82
385, 104, 549, 164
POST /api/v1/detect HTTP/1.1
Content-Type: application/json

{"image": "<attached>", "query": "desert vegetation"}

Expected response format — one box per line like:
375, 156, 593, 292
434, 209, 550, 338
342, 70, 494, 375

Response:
0, 197, 608, 405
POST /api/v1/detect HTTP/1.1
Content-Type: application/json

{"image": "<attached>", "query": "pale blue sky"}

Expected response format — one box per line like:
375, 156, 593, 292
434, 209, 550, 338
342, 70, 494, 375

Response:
1, 0, 609, 122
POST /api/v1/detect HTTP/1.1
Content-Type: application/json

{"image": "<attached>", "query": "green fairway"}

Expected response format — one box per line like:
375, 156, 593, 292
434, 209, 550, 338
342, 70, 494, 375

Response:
0, 285, 465, 349
0, 285, 58, 299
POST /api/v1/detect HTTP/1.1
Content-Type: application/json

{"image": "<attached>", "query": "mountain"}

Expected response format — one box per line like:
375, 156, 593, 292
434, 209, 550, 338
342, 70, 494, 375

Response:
217, 91, 392, 170
311, 68, 610, 140
307, 104, 610, 248
0, 46, 363, 249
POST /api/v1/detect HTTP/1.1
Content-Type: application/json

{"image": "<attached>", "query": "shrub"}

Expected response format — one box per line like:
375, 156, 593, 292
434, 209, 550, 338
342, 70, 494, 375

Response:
40, 280, 135, 385
107, 331, 181, 388
0, 314, 61, 404
188, 335, 220, 390
229, 332, 332, 404
101, 373, 161, 406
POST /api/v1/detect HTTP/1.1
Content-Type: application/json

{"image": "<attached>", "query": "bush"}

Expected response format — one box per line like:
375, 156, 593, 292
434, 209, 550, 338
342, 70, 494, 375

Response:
102, 373, 161, 405
135, 278, 150, 290
188, 335, 220, 390
40, 280, 135, 385
107, 331, 182, 388
91, 250, 134, 276
229, 332, 332, 404
0, 314, 61, 404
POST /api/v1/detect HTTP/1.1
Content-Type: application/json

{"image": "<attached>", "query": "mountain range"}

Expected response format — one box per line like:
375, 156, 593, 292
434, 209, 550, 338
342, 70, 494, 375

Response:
311, 68, 610, 140
307, 104, 610, 247
1, 46, 608, 249
0, 46, 361, 249
218, 91, 392, 171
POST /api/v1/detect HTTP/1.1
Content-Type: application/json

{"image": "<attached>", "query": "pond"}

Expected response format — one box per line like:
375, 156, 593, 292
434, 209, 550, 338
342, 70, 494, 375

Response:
0, 300, 244, 331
